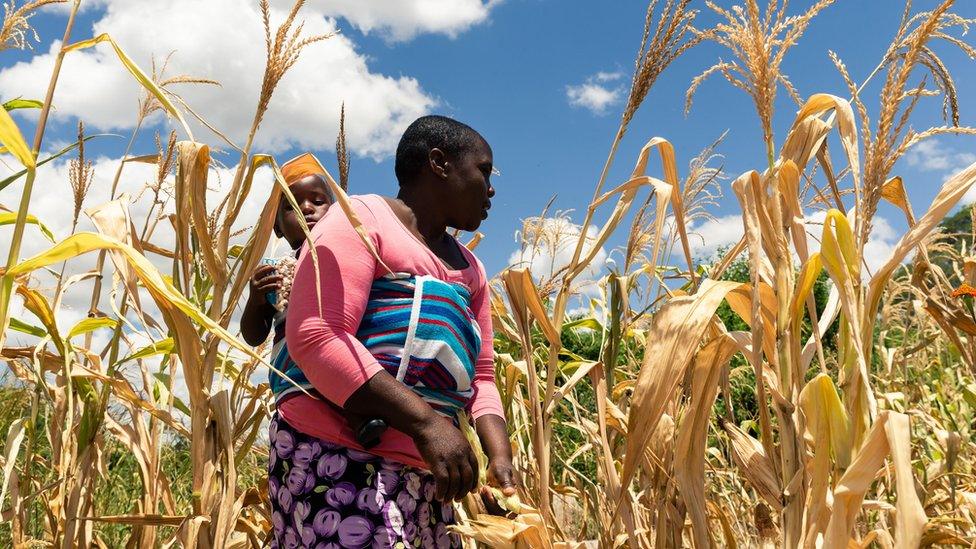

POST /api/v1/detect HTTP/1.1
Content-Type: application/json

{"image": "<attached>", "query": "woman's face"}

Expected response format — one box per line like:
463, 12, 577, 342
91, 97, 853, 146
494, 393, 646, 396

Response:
443, 138, 495, 232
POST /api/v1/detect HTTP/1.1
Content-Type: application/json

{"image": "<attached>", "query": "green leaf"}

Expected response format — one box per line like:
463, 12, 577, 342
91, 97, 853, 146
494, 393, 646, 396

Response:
2, 98, 44, 111
8, 318, 46, 338
119, 337, 175, 364
67, 317, 118, 339
563, 317, 604, 332
0, 133, 117, 193
963, 384, 976, 409
0, 213, 55, 243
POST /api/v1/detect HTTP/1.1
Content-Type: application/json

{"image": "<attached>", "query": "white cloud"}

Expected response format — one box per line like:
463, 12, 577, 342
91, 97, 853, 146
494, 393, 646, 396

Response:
566, 71, 624, 115
74, 0, 501, 42
688, 214, 743, 259
302, 0, 500, 41
905, 139, 976, 173
0, 0, 443, 158
507, 216, 609, 295
904, 139, 976, 203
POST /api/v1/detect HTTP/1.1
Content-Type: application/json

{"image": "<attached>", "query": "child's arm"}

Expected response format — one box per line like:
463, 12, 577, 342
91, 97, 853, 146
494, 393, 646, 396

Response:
240, 264, 281, 346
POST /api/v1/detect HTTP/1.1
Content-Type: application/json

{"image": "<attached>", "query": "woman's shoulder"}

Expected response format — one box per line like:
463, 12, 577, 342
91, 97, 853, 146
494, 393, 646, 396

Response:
347, 194, 404, 226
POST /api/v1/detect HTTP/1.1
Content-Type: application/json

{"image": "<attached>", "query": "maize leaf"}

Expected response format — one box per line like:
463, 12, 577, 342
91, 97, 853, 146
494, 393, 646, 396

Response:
865, 160, 976, 334
0, 213, 55, 242
675, 334, 738, 548
620, 279, 741, 498
0, 133, 110, 193
502, 268, 560, 346
880, 176, 915, 226
0, 418, 26, 509
67, 317, 118, 339
789, 94, 860, 186
63, 34, 194, 140
825, 412, 925, 549
0, 104, 34, 169
2, 98, 44, 111
723, 420, 783, 512
118, 337, 175, 364
175, 142, 224, 284
791, 253, 823, 322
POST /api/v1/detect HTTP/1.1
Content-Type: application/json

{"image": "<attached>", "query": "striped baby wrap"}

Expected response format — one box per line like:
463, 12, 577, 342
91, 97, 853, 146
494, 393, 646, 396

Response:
270, 273, 482, 420
356, 273, 481, 417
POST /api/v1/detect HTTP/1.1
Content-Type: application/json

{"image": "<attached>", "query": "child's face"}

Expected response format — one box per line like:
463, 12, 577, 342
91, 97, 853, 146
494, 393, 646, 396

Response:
275, 175, 334, 249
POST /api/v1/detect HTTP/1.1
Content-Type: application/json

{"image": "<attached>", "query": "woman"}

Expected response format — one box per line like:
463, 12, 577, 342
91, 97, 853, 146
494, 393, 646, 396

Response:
269, 116, 514, 549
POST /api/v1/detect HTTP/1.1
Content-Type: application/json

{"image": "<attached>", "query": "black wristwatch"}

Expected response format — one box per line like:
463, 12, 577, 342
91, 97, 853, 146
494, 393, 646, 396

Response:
356, 418, 388, 449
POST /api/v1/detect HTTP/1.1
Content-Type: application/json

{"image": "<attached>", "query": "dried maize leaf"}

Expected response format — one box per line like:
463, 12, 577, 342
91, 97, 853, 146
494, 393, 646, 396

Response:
825, 412, 925, 549
675, 334, 738, 548
63, 34, 194, 140
175, 142, 224, 284
620, 279, 741, 498
0, 418, 26, 510
726, 283, 777, 361
880, 176, 915, 226
723, 421, 783, 512
789, 94, 860, 186
780, 115, 830, 171
86, 194, 147, 314
502, 268, 559, 346
866, 160, 976, 331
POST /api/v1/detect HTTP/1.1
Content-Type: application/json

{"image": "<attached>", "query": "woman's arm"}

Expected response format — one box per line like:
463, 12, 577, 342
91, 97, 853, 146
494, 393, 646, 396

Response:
476, 413, 516, 499
240, 264, 280, 346
465, 260, 516, 498
344, 373, 479, 502
285, 201, 479, 501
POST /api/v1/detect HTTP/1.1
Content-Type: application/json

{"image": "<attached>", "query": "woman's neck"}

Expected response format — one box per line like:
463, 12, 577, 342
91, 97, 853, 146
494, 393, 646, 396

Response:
396, 186, 447, 244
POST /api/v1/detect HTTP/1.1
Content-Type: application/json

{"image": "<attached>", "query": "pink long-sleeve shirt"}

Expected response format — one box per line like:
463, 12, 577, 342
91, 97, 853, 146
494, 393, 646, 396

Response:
282, 194, 504, 469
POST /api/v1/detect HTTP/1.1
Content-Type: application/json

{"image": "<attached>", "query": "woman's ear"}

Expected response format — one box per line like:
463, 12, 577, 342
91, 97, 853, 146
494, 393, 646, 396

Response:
273, 219, 283, 239
428, 148, 449, 179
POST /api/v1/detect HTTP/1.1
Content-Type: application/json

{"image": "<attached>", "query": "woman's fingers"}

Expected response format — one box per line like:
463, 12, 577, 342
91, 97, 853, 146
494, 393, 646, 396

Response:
493, 463, 517, 495
467, 449, 480, 492
444, 462, 460, 502
456, 457, 474, 501
433, 463, 450, 502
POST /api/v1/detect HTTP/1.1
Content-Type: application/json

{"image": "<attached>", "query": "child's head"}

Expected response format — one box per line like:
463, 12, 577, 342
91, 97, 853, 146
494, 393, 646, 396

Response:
275, 153, 335, 250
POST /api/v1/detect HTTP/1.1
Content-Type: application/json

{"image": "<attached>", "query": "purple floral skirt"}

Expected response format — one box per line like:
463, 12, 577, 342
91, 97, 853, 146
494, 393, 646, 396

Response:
268, 413, 462, 549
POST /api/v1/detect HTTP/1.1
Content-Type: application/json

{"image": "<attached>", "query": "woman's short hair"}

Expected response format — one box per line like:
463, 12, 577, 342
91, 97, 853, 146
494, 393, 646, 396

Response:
394, 115, 483, 185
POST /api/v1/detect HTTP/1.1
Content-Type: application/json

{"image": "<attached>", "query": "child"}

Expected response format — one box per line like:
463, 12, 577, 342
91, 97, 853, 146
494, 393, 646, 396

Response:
241, 152, 387, 447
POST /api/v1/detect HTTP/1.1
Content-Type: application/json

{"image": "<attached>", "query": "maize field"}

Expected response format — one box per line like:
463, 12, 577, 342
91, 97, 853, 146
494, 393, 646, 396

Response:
1, 0, 976, 547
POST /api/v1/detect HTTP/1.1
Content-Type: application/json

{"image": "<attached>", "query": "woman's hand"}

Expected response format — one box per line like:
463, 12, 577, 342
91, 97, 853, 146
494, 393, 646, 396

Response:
249, 264, 282, 307
414, 415, 480, 503
481, 457, 518, 515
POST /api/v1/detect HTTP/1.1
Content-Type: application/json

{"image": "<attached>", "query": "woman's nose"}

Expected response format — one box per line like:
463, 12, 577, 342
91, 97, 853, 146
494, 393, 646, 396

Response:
487, 182, 495, 198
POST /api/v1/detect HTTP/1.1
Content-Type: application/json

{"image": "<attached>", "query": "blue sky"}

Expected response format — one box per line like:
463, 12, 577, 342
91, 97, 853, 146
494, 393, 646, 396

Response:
4, 0, 976, 280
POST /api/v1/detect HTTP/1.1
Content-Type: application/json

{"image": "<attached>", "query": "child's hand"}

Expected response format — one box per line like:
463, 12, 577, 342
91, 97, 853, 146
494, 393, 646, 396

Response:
249, 264, 283, 307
